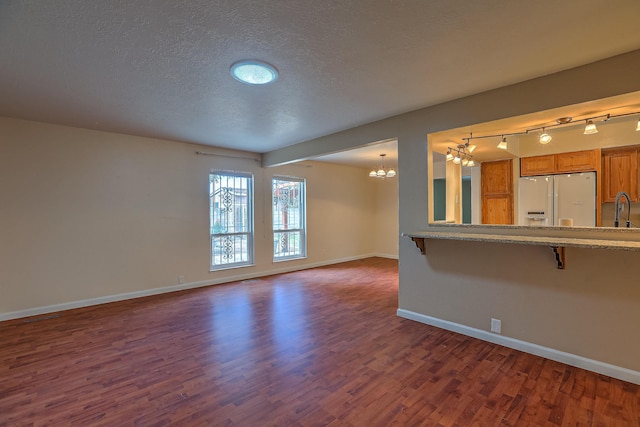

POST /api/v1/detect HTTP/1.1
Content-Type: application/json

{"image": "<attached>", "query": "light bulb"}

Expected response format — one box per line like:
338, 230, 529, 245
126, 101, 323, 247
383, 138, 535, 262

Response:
461, 158, 469, 166
467, 144, 477, 153
497, 137, 508, 150
446, 152, 453, 161
453, 156, 461, 164
386, 169, 396, 177
377, 169, 386, 177
369, 170, 377, 177
467, 159, 475, 167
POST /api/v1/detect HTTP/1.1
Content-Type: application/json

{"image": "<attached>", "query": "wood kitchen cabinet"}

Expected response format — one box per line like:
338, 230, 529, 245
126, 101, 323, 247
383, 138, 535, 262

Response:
520, 149, 598, 176
556, 149, 598, 173
601, 147, 639, 202
520, 155, 555, 176
481, 159, 513, 224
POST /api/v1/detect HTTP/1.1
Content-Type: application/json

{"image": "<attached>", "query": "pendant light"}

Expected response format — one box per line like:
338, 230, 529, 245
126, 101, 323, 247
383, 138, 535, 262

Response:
497, 136, 508, 150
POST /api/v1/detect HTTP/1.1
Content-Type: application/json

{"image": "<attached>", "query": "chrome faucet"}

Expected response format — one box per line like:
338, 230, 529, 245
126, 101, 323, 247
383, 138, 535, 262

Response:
614, 191, 631, 227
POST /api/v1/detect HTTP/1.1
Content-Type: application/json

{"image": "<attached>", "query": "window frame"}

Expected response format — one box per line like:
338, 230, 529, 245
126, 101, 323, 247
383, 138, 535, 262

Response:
209, 170, 254, 271
272, 176, 307, 262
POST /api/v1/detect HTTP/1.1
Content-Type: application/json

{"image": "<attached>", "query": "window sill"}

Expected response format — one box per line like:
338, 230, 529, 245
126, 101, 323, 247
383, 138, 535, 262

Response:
273, 256, 307, 263
210, 263, 255, 273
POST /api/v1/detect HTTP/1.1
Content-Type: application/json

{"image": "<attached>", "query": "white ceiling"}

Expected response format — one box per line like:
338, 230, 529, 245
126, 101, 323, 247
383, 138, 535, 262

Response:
2, 1, 640, 158
311, 139, 398, 169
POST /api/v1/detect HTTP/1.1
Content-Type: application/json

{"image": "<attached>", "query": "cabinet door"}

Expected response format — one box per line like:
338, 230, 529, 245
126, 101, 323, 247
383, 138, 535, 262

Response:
481, 159, 514, 224
482, 195, 513, 225
521, 155, 556, 176
556, 149, 598, 173
602, 148, 638, 202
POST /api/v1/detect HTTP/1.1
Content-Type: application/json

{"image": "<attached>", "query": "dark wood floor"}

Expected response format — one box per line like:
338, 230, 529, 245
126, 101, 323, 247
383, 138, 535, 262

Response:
1, 257, 639, 426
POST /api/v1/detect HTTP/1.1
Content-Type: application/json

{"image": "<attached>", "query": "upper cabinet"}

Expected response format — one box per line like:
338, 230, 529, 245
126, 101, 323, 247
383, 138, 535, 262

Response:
520, 154, 555, 176
556, 150, 599, 173
521, 149, 599, 176
601, 147, 639, 202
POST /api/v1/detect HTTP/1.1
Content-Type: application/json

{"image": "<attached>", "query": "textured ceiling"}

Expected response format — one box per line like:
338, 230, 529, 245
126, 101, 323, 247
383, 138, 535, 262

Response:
2, 1, 640, 154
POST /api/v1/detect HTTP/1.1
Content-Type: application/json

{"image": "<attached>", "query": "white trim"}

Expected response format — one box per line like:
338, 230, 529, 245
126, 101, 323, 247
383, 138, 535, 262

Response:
372, 253, 399, 260
0, 254, 380, 322
397, 308, 640, 386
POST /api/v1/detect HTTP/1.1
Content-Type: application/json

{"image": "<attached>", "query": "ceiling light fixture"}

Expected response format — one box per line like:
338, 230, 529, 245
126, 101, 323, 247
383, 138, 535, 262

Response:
456, 112, 639, 147
368, 154, 396, 179
497, 136, 508, 150
583, 119, 598, 135
445, 142, 477, 167
230, 60, 279, 85
539, 129, 552, 144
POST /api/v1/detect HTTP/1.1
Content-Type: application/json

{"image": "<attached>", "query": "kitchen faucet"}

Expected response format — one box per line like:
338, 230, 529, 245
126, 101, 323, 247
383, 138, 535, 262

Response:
614, 191, 631, 227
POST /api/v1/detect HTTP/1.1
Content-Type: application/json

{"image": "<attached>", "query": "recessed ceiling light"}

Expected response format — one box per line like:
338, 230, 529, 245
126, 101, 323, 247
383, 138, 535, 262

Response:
230, 60, 279, 85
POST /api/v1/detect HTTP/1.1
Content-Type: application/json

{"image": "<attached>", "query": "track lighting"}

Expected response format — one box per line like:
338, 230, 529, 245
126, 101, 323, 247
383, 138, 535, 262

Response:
584, 120, 598, 135
454, 111, 640, 151
539, 129, 552, 144
445, 143, 477, 167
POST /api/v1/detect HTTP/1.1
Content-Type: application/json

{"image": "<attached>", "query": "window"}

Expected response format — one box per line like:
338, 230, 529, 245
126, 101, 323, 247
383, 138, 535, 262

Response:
210, 171, 254, 270
272, 176, 306, 260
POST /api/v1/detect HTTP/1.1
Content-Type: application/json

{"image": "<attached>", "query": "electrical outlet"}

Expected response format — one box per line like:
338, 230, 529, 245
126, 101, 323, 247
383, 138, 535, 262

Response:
491, 318, 501, 334
178, 275, 185, 284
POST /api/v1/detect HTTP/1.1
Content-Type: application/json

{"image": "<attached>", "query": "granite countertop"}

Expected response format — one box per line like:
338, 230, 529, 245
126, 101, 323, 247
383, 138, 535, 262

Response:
403, 230, 640, 251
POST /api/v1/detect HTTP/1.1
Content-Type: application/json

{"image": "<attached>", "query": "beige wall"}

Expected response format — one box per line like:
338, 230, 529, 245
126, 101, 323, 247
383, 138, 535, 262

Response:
263, 50, 640, 374
372, 178, 399, 258
0, 117, 395, 318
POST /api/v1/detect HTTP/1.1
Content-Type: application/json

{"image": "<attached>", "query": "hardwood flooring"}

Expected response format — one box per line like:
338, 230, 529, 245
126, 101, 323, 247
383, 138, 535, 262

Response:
1, 257, 639, 426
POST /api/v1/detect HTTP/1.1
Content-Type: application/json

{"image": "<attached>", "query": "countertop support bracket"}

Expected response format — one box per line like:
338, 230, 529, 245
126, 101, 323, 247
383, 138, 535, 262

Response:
410, 237, 426, 254
550, 246, 565, 269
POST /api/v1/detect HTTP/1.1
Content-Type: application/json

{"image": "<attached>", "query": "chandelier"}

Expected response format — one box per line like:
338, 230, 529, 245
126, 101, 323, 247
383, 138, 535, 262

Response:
368, 154, 396, 178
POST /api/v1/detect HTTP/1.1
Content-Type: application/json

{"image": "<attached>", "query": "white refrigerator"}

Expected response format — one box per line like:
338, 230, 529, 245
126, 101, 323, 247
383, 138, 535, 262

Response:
518, 172, 596, 226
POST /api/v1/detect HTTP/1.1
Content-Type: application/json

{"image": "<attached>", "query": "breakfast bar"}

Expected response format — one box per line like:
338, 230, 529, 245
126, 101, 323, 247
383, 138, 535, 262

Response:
404, 228, 640, 269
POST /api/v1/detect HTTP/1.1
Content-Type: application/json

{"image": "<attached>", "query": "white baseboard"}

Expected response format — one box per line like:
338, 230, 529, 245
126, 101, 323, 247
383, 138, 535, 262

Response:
0, 254, 378, 322
397, 308, 640, 386
372, 253, 399, 260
